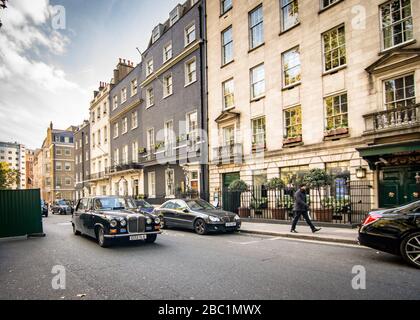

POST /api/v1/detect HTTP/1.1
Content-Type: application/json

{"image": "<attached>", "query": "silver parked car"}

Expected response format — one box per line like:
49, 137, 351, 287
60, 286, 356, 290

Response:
155, 199, 241, 235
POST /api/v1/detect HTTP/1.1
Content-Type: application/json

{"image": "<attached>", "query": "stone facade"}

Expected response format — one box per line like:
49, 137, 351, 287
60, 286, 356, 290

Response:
38, 122, 76, 202
109, 60, 143, 197
206, 0, 420, 208
74, 120, 90, 200
89, 82, 112, 197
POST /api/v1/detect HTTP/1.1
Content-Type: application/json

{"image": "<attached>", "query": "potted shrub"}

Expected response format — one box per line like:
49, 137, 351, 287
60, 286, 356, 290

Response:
283, 135, 302, 145
250, 197, 268, 216
228, 180, 250, 218
266, 178, 286, 220
304, 169, 333, 222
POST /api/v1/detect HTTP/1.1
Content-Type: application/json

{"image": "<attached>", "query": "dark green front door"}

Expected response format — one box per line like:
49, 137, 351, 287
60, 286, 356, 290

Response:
379, 166, 420, 208
222, 172, 240, 214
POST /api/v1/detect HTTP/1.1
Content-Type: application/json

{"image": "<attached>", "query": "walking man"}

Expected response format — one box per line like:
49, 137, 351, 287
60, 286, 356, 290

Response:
291, 184, 321, 234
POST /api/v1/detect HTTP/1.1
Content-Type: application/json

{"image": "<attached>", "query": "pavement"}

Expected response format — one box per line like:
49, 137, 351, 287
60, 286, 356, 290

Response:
240, 222, 359, 245
0, 214, 419, 300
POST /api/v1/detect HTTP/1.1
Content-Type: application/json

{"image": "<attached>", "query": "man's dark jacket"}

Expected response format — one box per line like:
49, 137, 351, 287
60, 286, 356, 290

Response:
293, 189, 309, 212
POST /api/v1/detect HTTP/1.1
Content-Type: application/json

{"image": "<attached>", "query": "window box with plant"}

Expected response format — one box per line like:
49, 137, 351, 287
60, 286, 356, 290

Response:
283, 135, 302, 145
324, 126, 349, 137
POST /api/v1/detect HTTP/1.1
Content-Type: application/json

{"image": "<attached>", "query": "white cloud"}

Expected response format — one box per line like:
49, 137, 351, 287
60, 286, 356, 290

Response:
0, 0, 89, 149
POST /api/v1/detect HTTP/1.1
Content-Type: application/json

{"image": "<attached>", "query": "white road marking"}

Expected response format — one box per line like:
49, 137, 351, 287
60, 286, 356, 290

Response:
57, 223, 72, 226
230, 235, 367, 249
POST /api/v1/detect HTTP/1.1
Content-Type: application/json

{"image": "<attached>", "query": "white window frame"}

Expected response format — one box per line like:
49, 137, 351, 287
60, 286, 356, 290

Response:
163, 74, 173, 98
163, 42, 173, 63
249, 5, 264, 50
281, 0, 299, 32
322, 24, 346, 73
131, 111, 138, 129
251, 116, 266, 149
222, 78, 235, 110
380, 0, 414, 51
250, 63, 265, 100
148, 172, 156, 198
146, 59, 154, 77
282, 46, 301, 88
121, 87, 127, 103
146, 87, 154, 108
113, 95, 118, 110
320, 0, 340, 10
185, 23, 196, 47
185, 58, 197, 86
122, 117, 128, 134
113, 122, 119, 139
221, 0, 233, 15
222, 26, 233, 66
165, 168, 175, 198
132, 141, 139, 162
131, 79, 138, 97
383, 73, 416, 110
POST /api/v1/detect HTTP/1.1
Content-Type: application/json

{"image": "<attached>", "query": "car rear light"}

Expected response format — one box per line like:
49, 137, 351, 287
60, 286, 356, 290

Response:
362, 213, 382, 226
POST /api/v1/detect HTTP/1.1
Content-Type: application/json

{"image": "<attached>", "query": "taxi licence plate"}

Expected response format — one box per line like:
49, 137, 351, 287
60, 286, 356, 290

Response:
129, 235, 146, 241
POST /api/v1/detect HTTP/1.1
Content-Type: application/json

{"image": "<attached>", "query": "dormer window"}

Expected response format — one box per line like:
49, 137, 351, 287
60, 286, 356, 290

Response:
152, 27, 160, 44
170, 6, 181, 26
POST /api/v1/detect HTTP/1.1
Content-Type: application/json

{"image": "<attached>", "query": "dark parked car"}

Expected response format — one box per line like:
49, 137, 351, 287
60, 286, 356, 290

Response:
359, 200, 420, 269
155, 199, 241, 235
41, 200, 48, 217
135, 199, 155, 214
72, 196, 162, 247
51, 199, 73, 215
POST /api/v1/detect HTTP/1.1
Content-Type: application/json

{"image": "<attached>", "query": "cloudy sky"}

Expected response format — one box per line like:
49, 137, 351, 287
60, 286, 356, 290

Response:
0, 0, 179, 149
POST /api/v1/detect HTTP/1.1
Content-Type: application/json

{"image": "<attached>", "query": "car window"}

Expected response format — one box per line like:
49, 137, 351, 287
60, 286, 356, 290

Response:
76, 199, 83, 211
174, 200, 187, 210
162, 201, 174, 209
391, 201, 420, 214
186, 199, 215, 210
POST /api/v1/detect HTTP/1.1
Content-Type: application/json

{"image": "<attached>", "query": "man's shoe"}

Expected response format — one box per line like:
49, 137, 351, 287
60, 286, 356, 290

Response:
312, 228, 322, 233
291, 230, 298, 233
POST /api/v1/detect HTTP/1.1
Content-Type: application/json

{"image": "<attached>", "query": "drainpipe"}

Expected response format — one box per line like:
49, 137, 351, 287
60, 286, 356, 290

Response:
198, 0, 209, 201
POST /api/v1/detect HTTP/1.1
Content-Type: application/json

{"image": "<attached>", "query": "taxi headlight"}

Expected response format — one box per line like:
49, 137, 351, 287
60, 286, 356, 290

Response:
110, 220, 118, 228
146, 218, 152, 224
154, 217, 161, 225
120, 219, 127, 227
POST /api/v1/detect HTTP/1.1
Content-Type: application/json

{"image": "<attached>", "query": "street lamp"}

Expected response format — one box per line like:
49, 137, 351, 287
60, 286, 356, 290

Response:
356, 166, 367, 179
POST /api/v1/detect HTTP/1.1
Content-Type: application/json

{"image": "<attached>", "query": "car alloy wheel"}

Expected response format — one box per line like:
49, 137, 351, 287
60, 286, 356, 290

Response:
97, 227, 110, 248
194, 219, 207, 235
402, 232, 420, 269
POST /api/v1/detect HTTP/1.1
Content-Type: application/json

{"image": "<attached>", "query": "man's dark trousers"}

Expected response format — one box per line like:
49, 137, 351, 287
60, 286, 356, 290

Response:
291, 210, 316, 231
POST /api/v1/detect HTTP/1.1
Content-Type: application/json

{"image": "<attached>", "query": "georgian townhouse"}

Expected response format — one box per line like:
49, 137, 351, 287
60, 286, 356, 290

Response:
88, 82, 111, 196
74, 120, 90, 200
207, 0, 420, 211
138, 0, 208, 203
109, 59, 143, 197
38, 122, 76, 202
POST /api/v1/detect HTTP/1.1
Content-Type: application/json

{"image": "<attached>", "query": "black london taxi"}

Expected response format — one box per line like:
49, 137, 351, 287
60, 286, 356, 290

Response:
72, 196, 162, 247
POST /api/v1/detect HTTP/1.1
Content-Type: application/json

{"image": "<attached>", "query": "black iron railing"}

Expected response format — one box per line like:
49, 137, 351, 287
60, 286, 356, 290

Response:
109, 162, 142, 173
217, 181, 372, 225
